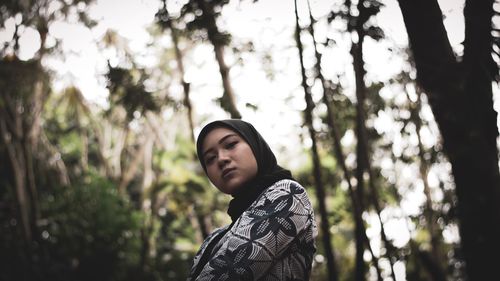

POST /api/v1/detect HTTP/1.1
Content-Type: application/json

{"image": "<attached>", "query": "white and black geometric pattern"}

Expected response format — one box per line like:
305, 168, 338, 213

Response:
188, 179, 317, 281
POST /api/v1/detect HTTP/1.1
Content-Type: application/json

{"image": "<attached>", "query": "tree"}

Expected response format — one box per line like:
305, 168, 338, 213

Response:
0, 0, 96, 247
0, 59, 47, 244
155, 2, 211, 239
344, 1, 398, 279
294, 1, 340, 280
397, 0, 500, 279
305, 1, 386, 279
326, 0, 399, 279
156, 0, 196, 141
176, 0, 242, 118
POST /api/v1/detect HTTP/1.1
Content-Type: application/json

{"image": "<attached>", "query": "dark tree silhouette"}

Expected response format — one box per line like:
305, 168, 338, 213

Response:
397, 0, 500, 280
307, 1, 385, 279
294, 1, 340, 280
179, 0, 242, 119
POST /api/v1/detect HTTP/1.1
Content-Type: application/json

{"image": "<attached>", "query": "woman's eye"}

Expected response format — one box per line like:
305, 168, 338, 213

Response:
226, 141, 238, 149
205, 156, 215, 165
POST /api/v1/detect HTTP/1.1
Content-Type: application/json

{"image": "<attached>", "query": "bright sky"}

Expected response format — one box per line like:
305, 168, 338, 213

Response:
0, 0, 470, 125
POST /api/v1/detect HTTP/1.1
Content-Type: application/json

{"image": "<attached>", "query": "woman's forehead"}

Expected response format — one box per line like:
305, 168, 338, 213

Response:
202, 127, 240, 148
205, 126, 237, 138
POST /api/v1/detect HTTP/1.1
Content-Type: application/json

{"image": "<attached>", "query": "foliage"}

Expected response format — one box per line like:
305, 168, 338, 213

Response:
0, 0, 97, 59
179, 0, 231, 46
43, 176, 142, 280
106, 65, 161, 121
0, 175, 143, 281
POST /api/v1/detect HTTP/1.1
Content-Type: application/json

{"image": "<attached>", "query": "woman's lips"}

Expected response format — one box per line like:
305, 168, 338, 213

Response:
222, 168, 236, 178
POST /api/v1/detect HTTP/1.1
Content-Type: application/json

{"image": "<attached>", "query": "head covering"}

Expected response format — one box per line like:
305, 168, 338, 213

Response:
196, 119, 294, 222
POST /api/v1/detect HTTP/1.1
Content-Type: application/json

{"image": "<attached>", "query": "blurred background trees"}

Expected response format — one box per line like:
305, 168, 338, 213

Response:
1, 0, 498, 280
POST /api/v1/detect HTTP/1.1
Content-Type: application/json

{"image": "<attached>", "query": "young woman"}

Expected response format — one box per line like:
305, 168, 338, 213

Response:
188, 119, 317, 281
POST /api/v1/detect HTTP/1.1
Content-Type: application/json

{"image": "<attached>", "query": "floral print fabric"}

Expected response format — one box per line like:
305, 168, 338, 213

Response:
188, 179, 317, 281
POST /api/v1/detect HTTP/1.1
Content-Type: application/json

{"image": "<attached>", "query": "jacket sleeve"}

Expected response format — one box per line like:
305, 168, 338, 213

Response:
187, 226, 229, 281
196, 180, 315, 280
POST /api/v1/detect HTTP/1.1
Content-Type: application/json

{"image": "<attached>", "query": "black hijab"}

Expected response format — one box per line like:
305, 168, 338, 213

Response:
196, 119, 294, 222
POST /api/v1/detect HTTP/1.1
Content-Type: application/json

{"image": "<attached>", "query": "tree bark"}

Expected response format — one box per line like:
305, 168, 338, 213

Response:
196, 0, 241, 119
352, 39, 370, 281
158, 3, 215, 239
350, 1, 397, 279
305, 2, 385, 279
167, 14, 212, 237
397, 0, 500, 279
142, 133, 155, 190
0, 118, 31, 242
39, 131, 70, 186
118, 127, 151, 194
167, 14, 196, 142
294, 1, 339, 281
0, 60, 49, 243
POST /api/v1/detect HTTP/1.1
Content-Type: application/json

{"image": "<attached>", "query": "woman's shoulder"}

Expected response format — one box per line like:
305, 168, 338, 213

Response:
208, 225, 230, 238
267, 179, 308, 196
257, 179, 313, 210
271, 178, 305, 188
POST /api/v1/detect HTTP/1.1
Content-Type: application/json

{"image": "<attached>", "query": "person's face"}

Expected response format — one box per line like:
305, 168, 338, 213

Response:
201, 127, 258, 195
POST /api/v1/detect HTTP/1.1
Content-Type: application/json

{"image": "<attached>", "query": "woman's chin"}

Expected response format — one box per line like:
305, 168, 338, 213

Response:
220, 186, 241, 195
219, 181, 244, 195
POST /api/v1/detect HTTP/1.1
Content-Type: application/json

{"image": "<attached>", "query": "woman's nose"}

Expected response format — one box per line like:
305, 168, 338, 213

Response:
217, 151, 230, 167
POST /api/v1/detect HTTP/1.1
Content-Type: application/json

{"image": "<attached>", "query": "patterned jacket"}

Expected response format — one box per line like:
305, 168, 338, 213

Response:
187, 179, 317, 281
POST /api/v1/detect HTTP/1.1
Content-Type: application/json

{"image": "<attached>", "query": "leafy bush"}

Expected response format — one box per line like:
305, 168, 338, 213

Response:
0, 176, 143, 281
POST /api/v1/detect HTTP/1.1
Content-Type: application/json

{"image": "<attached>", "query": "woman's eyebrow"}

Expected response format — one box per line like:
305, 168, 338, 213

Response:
203, 133, 239, 157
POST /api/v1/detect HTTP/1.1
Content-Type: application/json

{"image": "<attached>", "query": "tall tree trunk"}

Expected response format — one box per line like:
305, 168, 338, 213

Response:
168, 13, 211, 237
39, 131, 70, 186
0, 59, 54, 281
212, 44, 241, 119
112, 125, 128, 179
146, 113, 170, 150
74, 105, 88, 173
81, 130, 89, 172
397, 1, 500, 279
92, 106, 129, 181
157, 1, 212, 238
146, 112, 210, 240
321, 85, 384, 281
0, 118, 31, 242
294, 2, 339, 281
142, 133, 155, 190
0, 60, 49, 244
196, 0, 241, 119
305, 2, 383, 279
93, 120, 114, 177
118, 127, 151, 194
352, 44, 392, 280
352, 38, 369, 280
166, 14, 195, 141
138, 136, 155, 278
350, 1, 397, 278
